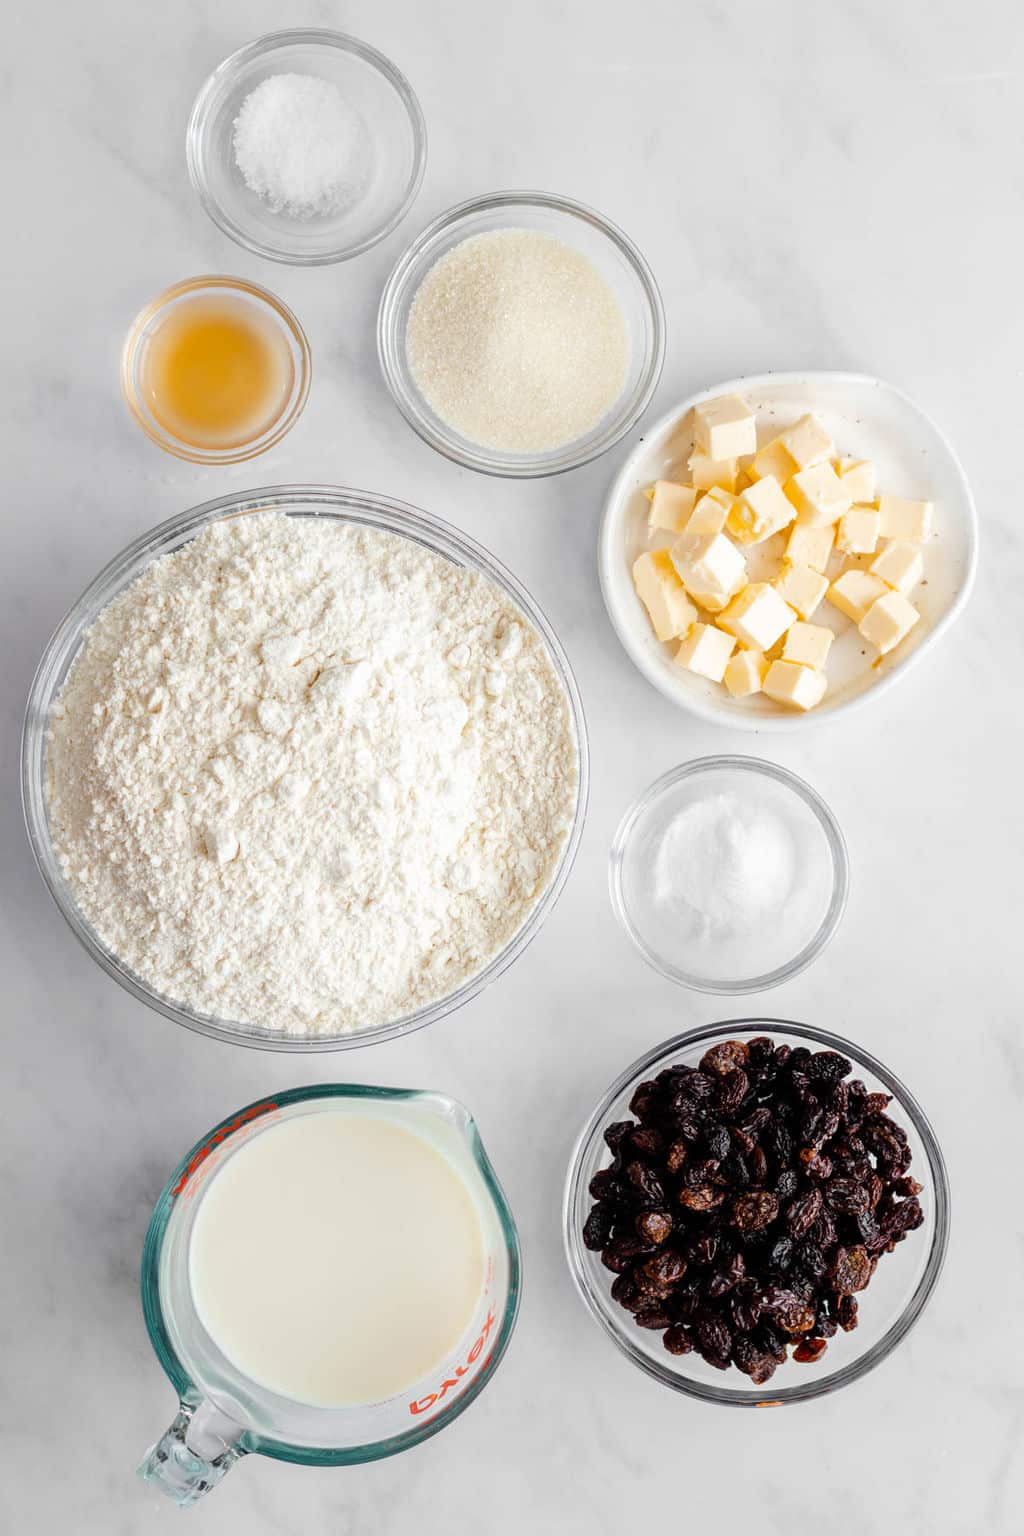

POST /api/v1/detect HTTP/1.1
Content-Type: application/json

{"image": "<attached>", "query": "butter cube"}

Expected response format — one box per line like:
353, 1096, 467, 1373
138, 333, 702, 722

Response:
694, 394, 757, 460
688, 580, 747, 614
719, 582, 797, 651
858, 591, 920, 655
674, 623, 736, 682
774, 562, 829, 621
784, 523, 835, 572
786, 461, 852, 527
763, 660, 828, 711
688, 450, 739, 493
670, 530, 746, 599
870, 540, 924, 596
723, 648, 768, 697
780, 414, 835, 470
828, 569, 889, 623
878, 495, 934, 542
648, 480, 698, 534
632, 550, 699, 642
838, 458, 877, 504
836, 506, 881, 555
686, 487, 733, 536
782, 622, 833, 670
752, 437, 798, 485
728, 475, 796, 545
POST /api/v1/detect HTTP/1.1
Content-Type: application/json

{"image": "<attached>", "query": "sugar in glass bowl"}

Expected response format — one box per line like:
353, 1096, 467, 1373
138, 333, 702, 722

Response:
21, 486, 589, 1052
377, 191, 665, 477
563, 1020, 950, 1406
187, 29, 426, 264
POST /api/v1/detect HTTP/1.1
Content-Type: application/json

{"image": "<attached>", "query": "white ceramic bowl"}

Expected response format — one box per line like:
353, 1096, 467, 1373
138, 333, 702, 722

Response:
598, 372, 978, 730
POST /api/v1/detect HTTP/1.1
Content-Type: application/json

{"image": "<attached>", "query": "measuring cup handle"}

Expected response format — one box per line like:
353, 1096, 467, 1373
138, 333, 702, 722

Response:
138, 1399, 246, 1507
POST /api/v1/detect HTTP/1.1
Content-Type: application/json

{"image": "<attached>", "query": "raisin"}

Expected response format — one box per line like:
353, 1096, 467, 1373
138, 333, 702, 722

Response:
696, 1313, 733, 1365
663, 1324, 694, 1355
603, 1120, 633, 1153
775, 1169, 800, 1202
628, 1083, 659, 1120
707, 1251, 746, 1297
665, 1138, 688, 1174
825, 1177, 871, 1215
806, 1050, 852, 1084
625, 1161, 666, 1207
733, 1336, 777, 1384
583, 1203, 615, 1250
762, 1286, 816, 1334
799, 1147, 833, 1180
600, 1234, 651, 1272
634, 1307, 673, 1330
672, 1069, 716, 1104
766, 1235, 794, 1274
836, 1295, 859, 1331
732, 1191, 779, 1233
883, 1196, 924, 1236
639, 1249, 687, 1289
892, 1175, 923, 1197
636, 1209, 673, 1245
629, 1126, 664, 1159
679, 1184, 725, 1212
747, 1036, 775, 1065
862, 1092, 893, 1116
716, 1068, 749, 1116
588, 1168, 622, 1201
700, 1040, 749, 1076
829, 1245, 872, 1294
785, 1187, 823, 1238
704, 1122, 733, 1161
792, 1336, 828, 1363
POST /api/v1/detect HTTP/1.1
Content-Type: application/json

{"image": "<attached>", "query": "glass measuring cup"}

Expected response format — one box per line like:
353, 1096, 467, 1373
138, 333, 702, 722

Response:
139, 1085, 521, 1506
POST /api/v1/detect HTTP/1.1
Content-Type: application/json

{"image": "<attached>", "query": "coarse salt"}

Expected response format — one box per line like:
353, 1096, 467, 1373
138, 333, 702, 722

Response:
232, 73, 368, 219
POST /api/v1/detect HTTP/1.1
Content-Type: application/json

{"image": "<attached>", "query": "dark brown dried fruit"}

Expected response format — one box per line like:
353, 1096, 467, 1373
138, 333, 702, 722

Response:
585, 1034, 923, 1381
732, 1190, 779, 1233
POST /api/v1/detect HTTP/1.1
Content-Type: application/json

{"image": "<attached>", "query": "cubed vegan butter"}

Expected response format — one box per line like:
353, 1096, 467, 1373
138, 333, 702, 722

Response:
782, 622, 833, 671
688, 450, 739, 493
686, 487, 733, 536
878, 495, 933, 542
787, 461, 852, 527
836, 506, 881, 555
670, 529, 747, 599
870, 539, 924, 595
838, 458, 877, 504
779, 414, 835, 471
723, 648, 768, 697
674, 623, 736, 682
719, 582, 797, 651
784, 523, 835, 573
648, 480, 698, 534
828, 569, 889, 624
752, 438, 797, 485
632, 550, 698, 641
858, 590, 920, 655
774, 562, 829, 620
728, 475, 796, 545
763, 659, 828, 710
694, 393, 757, 460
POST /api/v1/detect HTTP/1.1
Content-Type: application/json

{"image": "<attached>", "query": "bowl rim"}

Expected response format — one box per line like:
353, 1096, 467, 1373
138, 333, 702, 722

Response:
562, 1018, 951, 1406
119, 274, 313, 464
185, 27, 428, 266
598, 369, 980, 730
21, 484, 589, 1053
376, 189, 666, 478
608, 756, 849, 993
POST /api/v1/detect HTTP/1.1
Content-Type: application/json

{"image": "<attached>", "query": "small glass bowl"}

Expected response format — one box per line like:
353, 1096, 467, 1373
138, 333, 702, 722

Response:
564, 1020, 950, 1407
610, 757, 848, 994
22, 486, 588, 1053
121, 276, 311, 465
377, 191, 665, 478
187, 29, 426, 265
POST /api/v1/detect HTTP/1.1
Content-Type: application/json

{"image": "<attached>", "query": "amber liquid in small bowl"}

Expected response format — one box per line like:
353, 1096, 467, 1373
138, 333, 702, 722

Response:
139, 292, 295, 452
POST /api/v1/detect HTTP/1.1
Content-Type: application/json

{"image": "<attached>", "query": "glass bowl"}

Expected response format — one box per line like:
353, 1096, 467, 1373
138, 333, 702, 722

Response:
610, 758, 848, 994
187, 29, 426, 265
377, 191, 665, 477
121, 276, 312, 465
21, 486, 589, 1052
563, 1020, 950, 1407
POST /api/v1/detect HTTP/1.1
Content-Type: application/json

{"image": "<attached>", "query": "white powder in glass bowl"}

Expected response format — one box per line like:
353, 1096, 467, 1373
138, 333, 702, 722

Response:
232, 73, 368, 218
44, 514, 579, 1036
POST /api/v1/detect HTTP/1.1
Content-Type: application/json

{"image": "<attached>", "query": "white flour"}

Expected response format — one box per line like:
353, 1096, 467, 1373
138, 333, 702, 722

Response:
45, 514, 579, 1035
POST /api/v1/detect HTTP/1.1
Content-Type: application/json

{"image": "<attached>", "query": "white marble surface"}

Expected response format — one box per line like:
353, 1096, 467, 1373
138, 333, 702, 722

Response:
2, 1, 1021, 1530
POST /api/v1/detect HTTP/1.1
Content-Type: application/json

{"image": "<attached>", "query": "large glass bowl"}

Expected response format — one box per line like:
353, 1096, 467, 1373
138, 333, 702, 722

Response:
563, 1020, 949, 1406
22, 487, 589, 1052
377, 191, 665, 478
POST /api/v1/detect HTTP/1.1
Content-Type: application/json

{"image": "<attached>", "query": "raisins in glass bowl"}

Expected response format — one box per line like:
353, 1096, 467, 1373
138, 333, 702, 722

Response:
583, 1036, 926, 1383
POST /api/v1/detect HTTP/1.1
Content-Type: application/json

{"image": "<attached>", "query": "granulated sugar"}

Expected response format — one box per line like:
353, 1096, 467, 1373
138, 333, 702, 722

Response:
232, 74, 367, 218
406, 228, 629, 453
45, 514, 579, 1036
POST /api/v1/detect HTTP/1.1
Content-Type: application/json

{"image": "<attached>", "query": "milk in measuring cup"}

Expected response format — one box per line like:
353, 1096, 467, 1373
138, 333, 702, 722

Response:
188, 1110, 485, 1407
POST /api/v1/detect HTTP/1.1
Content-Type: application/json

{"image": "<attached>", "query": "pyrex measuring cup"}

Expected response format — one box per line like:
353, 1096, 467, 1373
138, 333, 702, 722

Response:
139, 1085, 521, 1506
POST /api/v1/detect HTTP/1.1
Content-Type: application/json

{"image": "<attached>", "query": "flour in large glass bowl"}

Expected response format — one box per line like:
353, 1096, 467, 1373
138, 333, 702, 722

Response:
43, 511, 580, 1036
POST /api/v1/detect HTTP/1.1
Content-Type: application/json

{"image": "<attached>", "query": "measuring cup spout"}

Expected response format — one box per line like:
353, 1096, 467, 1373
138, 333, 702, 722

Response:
138, 1398, 246, 1507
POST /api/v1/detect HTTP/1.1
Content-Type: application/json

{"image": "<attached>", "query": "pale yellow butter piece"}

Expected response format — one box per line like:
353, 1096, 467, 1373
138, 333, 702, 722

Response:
694, 394, 757, 460
670, 529, 746, 599
784, 523, 835, 572
686, 486, 734, 536
878, 495, 934, 542
786, 461, 853, 527
688, 580, 746, 614
688, 449, 739, 492
858, 591, 920, 655
674, 623, 736, 682
774, 562, 829, 621
728, 475, 796, 545
828, 569, 889, 623
782, 621, 833, 670
870, 540, 924, 596
723, 648, 768, 697
779, 414, 835, 471
838, 458, 878, 504
752, 438, 798, 484
648, 480, 698, 534
836, 506, 881, 555
719, 582, 797, 651
763, 659, 828, 711
632, 549, 699, 642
